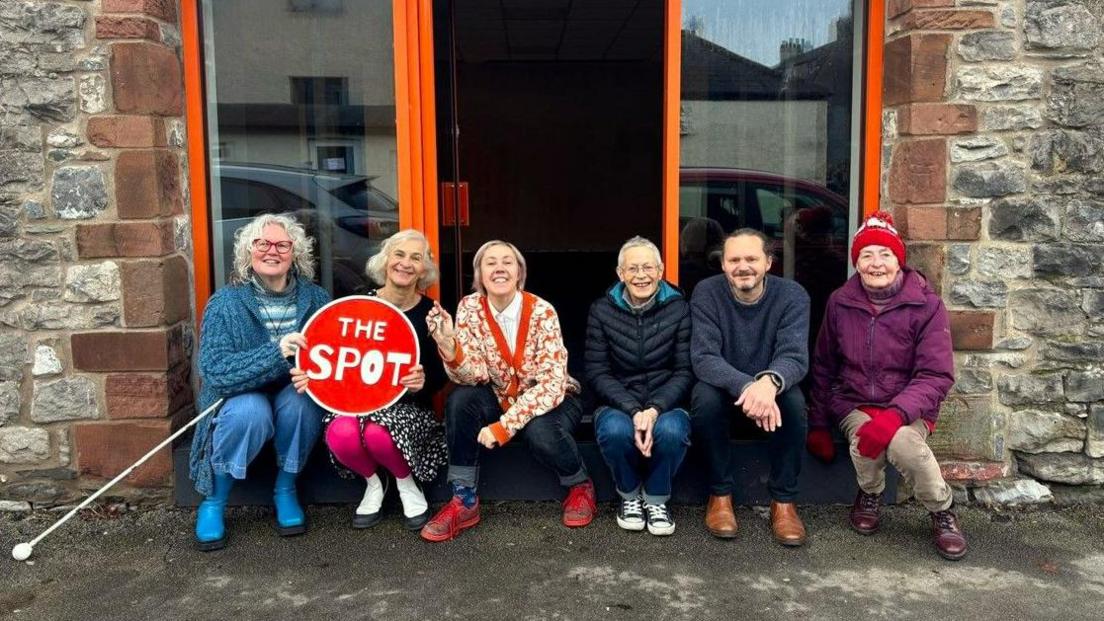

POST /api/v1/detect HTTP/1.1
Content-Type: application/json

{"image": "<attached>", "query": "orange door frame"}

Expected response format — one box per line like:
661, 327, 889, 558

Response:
184, 1, 885, 321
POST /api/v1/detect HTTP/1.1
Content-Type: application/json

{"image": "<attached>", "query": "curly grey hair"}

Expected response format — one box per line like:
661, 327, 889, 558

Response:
616, 235, 664, 270
472, 239, 527, 295
230, 213, 316, 283
365, 228, 439, 291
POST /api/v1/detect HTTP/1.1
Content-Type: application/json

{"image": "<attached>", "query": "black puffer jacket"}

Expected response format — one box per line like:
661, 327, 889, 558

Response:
585, 281, 693, 414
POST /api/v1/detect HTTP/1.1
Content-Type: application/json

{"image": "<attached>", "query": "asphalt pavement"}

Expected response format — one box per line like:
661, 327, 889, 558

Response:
2, 502, 1103, 620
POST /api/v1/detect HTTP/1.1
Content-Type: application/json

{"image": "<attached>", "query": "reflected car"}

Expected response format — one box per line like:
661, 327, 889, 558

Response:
214, 162, 399, 295
678, 166, 852, 338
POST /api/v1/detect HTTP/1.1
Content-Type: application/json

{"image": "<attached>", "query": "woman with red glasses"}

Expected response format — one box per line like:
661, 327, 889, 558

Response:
189, 213, 331, 551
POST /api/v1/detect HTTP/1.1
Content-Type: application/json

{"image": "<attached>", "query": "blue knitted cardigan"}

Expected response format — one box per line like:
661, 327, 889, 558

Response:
188, 277, 331, 496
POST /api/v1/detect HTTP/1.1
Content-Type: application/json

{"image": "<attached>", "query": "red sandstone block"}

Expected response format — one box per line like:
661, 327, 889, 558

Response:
87, 115, 165, 148
897, 104, 978, 136
110, 43, 182, 116
900, 10, 996, 31
76, 221, 175, 258
115, 150, 181, 219
105, 364, 191, 420
902, 206, 948, 240
95, 16, 160, 40
940, 460, 1010, 482
121, 256, 191, 327
102, 0, 177, 23
888, 0, 953, 19
888, 139, 947, 205
949, 310, 995, 350
74, 420, 173, 487
905, 243, 945, 292
884, 34, 951, 106
71, 328, 184, 372
947, 207, 982, 241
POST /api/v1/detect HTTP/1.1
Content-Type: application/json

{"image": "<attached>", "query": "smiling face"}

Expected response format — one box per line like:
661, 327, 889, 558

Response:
618, 245, 662, 304
385, 237, 427, 290
250, 223, 294, 284
479, 243, 520, 299
856, 244, 901, 290
723, 234, 772, 296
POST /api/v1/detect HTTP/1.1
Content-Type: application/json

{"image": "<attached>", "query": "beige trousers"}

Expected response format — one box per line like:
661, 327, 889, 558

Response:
840, 410, 952, 512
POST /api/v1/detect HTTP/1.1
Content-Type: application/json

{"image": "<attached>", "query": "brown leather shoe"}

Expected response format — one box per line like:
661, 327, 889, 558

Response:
930, 509, 967, 560
769, 501, 807, 546
705, 494, 738, 539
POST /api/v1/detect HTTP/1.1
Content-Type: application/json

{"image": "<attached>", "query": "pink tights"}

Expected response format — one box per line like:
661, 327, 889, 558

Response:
325, 417, 412, 479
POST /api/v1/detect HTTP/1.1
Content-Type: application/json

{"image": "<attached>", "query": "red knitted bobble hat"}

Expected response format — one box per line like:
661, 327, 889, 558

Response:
851, 211, 906, 267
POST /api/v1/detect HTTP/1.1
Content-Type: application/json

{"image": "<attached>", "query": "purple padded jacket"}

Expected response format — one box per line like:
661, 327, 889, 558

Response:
809, 268, 954, 429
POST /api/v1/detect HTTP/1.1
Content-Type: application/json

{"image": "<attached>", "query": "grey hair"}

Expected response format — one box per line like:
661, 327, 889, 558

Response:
365, 228, 439, 291
231, 213, 315, 283
616, 235, 663, 270
472, 240, 527, 295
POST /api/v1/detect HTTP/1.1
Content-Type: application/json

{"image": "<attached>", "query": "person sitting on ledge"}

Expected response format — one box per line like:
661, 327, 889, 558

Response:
690, 228, 811, 546
292, 229, 447, 531
806, 211, 966, 561
420, 240, 596, 542
190, 213, 330, 551
586, 236, 692, 536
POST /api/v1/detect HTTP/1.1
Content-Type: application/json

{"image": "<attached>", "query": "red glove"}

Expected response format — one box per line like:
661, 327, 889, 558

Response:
856, 408, 904, 459
806, 427, 835, 463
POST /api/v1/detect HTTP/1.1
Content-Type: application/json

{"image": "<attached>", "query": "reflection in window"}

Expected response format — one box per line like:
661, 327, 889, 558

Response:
203, 0, 397, 296
678, 0, 860, 338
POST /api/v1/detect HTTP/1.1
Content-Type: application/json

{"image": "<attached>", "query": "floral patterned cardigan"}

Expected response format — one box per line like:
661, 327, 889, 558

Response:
442, 291, 581, 445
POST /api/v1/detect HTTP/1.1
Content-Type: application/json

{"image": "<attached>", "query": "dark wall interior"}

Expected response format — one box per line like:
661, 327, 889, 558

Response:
452, 60, 662, 371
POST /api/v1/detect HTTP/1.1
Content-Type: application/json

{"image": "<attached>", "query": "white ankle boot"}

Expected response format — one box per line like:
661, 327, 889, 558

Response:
352, 474, 385, 528
395, 475, 429, 530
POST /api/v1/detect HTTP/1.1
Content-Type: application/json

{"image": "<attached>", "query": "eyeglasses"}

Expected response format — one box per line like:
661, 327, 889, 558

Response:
252, 239, 293, 254
622, 264, 658, 276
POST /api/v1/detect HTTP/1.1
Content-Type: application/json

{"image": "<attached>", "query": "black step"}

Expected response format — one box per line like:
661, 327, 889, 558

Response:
172, 439, 896, 506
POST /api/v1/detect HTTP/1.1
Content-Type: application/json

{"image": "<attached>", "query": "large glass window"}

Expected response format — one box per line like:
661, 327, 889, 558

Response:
202, 0, 399, 296
678, 0, 861, 325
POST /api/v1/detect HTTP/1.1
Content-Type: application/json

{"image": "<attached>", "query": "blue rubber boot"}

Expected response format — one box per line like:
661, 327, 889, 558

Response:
273, 469, 307, 536
195, 474, 233, 551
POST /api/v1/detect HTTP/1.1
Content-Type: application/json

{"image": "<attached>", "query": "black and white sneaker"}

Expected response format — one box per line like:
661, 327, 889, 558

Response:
644, 503, 675, 536
616, 496, 646, 531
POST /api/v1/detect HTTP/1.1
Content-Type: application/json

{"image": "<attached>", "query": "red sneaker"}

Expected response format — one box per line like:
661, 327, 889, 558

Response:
562, 480, 596, 528
420, 497, 480, 543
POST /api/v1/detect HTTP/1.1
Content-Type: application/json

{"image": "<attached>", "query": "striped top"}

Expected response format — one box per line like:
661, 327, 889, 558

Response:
251, 275, 299, 343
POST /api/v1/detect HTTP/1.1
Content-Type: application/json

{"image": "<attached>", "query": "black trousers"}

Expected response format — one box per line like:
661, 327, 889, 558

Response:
445, 385, 588, 490
690, 381, 807, 502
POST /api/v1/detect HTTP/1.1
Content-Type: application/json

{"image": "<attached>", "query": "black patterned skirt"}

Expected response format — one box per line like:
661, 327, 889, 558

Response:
323, 402, 447, 483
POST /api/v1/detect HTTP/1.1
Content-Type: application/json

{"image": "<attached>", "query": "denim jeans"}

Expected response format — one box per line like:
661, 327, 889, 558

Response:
594, 407, 690, 505
690, 381, 807, 502
445, 385, 588, 490
210, 382, 325, 480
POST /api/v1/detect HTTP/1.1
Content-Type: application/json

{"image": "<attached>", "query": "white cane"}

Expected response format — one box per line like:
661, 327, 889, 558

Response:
10, 398, 225, 562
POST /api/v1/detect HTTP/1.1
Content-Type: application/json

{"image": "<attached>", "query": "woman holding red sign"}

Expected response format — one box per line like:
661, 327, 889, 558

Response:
421, 240, 596, 542
190, 214, 330, 551
299, 229, 448, 530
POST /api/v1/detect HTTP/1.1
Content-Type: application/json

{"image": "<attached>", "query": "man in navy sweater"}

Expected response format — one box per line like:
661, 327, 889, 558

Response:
690, 229, 811, 546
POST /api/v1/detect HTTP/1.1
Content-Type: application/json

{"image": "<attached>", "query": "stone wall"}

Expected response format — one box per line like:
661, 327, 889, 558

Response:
0, 0, 193, 509
884, 0, 1103, 504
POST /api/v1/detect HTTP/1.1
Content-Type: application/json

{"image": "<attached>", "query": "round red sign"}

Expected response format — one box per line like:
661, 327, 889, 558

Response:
296, 296, 420, 416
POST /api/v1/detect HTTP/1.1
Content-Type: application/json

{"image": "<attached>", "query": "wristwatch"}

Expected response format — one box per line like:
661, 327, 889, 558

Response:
765, 373, 783, 391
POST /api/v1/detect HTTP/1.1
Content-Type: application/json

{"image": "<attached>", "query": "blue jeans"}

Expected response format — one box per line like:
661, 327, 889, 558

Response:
594, 407, 691, 505
210, 383, 325, 480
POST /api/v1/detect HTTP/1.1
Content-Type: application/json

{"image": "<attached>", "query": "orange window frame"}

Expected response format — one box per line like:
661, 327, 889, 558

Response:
183, 0, 885, 321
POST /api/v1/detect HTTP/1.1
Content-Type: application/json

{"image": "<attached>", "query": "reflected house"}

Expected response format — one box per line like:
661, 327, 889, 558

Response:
205, 1, 399, 290
776, 17, 856, 195
679, 29, 831, 185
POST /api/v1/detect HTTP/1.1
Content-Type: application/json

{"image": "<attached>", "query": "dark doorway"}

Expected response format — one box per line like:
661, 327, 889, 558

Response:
434, 0, 665, 373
